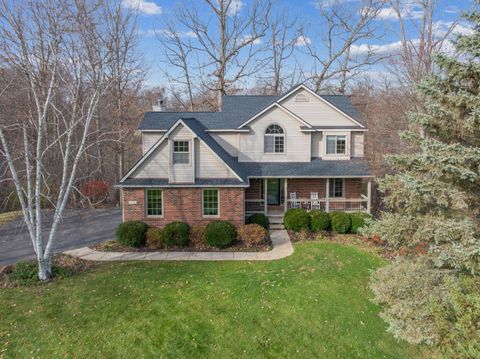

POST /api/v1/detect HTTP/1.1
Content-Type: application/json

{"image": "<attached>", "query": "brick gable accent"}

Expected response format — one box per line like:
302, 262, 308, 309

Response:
122, 187, 244, 227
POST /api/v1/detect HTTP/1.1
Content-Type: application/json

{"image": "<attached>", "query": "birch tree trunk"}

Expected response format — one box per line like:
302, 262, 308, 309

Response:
0, 0, 119, 280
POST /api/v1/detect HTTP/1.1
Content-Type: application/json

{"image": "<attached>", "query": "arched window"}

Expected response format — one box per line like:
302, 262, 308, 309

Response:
265, 124, 285, 153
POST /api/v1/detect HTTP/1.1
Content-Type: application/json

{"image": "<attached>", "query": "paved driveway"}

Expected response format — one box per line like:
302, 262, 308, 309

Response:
0, 208, 121, 266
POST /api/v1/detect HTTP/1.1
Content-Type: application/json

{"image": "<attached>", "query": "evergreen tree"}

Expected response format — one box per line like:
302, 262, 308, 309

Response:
364, 5, 480, 352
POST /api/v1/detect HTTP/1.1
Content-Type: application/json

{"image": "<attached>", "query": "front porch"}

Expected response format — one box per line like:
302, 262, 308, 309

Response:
245, 178, 372, 218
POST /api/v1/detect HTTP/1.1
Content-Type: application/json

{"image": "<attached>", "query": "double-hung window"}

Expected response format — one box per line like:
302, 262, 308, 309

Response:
326, 135, 346, 155
264, 124, 285, 153
146, 189, 163, 216
203, 189, 219, 216
329, 178, 344, 198
173, 141, 189, 164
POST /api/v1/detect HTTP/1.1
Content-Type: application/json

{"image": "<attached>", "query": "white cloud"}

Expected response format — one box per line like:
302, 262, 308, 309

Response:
121, 0, 162, 15
377, 3, 423, 21
227, 0, 244, 16
294, 35, 311, 47
351, 40, 405, 56
139, 29, 198, 39
312, 0, 357, 9
242, 35, 262, 45
444, 5, 458, 14
434, 20, 474, 37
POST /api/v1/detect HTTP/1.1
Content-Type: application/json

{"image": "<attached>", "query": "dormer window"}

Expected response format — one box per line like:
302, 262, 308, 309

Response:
326, 135, 346, 155
265, 124, 285, 153
173, 140, 190, 164
295, 93, 308, 102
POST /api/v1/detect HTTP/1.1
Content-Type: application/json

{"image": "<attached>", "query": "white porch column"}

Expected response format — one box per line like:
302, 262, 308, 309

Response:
367, 178, 372, 214
284, 178, 288, 212
325, 178, 330, 212
264, 178, 268, 215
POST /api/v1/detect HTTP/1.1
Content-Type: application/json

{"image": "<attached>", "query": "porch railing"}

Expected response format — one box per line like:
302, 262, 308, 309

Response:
245, 196, 368, 214
287, 197, 368, 212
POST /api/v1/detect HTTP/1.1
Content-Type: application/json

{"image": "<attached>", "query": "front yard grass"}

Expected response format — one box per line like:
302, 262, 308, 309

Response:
0, 242, 422, 358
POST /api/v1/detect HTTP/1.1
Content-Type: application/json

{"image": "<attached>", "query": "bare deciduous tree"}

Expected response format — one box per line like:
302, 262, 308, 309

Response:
160, 0, 272, 109
0, 0, 121, 280
387, 0, 458, 88
305, 0, 384, 93
103, 2, 145, 191
256, 11, 300, 95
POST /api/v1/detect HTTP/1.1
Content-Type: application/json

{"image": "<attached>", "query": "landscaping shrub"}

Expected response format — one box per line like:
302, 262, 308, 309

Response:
204, 220, 237, 248
146, 227, 163, 249
189, 226, 206, 248
10, 261, 39, 285
350, 212, 373, 234
309, 210, 330, 231
247, 213, 269, 229
237, 224, 268, 247
329, 211, 351, 234
116, 221, 148, 247
284, 208, 310, 232
163, 222, 190, 247
10, 261, 65, 286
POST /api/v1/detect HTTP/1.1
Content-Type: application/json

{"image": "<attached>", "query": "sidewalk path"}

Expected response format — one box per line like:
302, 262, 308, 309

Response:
64, 230, 293, 261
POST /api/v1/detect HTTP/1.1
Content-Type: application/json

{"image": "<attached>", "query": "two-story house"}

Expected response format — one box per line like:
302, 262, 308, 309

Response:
118, 84, 373, 227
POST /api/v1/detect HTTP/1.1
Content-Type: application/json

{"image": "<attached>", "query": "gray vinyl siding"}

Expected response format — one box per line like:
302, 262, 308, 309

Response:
351, 132, 364, 158
238, 106, 311, 162
169, 124, 194, 183
210, 133, 239, 157
131, 141, 169, 178
281, 89, 360, 127
195, 141, 237, 179
142, 132, 164, 154
311, 132, 323, 158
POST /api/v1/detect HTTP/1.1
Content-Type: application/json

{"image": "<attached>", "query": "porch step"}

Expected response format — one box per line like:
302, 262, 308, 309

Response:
270, 223, 285, 230
268, 215, 284, 224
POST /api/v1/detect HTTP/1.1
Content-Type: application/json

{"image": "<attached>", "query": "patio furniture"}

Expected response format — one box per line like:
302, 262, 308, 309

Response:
289, 192, 301, 209
311, 192, 321, 210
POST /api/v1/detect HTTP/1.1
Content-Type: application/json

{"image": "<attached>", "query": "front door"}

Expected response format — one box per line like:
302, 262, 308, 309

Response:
267, 179, 281, 205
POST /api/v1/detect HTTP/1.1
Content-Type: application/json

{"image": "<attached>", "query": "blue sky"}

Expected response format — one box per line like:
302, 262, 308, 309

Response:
122, 0, 474, 88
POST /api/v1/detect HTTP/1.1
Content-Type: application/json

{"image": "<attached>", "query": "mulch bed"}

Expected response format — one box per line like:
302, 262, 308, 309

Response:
90, 237, 273, 253
0, 254, 96, 288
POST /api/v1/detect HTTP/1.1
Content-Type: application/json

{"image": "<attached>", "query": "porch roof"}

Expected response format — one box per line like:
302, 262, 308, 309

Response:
241, 159, 372, 178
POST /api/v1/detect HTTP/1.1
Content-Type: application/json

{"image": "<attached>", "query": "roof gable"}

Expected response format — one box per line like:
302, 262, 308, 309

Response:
277, 85, 365, 128
120, 119, 246, 183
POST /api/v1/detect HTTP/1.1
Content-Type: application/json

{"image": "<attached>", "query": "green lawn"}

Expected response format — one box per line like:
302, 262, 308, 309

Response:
0, 242, 421, 358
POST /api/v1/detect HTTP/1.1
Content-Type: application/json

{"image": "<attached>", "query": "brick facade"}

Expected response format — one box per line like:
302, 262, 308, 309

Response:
122, 187, 245, 227
286, 178, 361, 198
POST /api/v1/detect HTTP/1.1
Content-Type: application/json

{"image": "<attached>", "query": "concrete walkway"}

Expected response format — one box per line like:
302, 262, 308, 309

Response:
64, 230, 293, 262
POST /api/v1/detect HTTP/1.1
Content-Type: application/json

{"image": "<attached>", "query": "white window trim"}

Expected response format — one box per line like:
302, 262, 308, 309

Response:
329, 178, 346, 199
264, 124, 286, 154
145, 188, 164, 217
172, 139, 191, 165
202, 188, 220, 218
323, 132, 350, 158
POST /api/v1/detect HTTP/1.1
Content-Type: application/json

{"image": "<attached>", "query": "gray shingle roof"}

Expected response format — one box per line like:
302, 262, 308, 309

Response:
138, 86, 364, 130
240, 159, 372, 177
118, 178, 247, 187
180, 118, 247, 181
118, 159, 372, 188
321, 96, 363, 124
